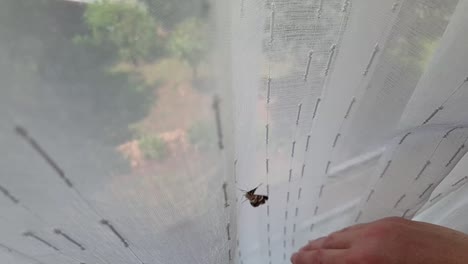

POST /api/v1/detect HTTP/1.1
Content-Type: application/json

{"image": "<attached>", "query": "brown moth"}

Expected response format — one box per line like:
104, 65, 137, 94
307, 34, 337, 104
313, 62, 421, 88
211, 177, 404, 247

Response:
241, 184, 269, 207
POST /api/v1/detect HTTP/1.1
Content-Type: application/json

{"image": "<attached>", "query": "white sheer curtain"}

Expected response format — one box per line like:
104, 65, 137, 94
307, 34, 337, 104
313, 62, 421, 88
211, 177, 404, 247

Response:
1, 0, 468, 264
232, 0, 468, 263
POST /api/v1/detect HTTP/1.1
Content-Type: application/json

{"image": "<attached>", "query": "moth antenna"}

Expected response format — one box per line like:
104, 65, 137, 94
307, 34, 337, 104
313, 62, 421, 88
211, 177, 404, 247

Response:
252, 183, 263, 193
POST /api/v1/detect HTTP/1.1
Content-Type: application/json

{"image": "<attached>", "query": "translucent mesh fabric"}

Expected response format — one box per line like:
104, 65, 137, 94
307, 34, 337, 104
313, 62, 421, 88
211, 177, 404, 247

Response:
1, 0, 468, 264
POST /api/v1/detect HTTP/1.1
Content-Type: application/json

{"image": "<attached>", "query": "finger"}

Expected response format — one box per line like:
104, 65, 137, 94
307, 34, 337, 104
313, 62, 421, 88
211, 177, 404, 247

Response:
291, 249, 347, 264
321, 232, 353, 249
336, 223, 367, 233
300, 224, 368, 252
300, 224, 368, 250
301, 230, 353, 251
300, 237, 326, 251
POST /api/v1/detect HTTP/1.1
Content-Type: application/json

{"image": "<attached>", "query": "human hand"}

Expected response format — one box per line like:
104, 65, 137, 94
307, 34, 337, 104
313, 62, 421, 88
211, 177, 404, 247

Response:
291, 217, 468, 264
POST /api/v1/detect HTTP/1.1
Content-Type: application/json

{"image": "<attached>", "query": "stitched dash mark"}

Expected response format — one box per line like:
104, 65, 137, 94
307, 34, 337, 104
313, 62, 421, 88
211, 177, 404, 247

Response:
270, 4, 275, 43
234, 160, 238, 184
283, 226, 287, 235
226, 224, 231, 240
444, 127, 461, 138
305, 135, 311, 151
100, 220, 128, 248
292, 238, 295, 247
380, 160, 392, 178
419, 184, 434, 199
291, 141, 296, 157
363, 44, 379, 76
324, 44, 336, 76
285, 211, 288, 220
295, 207, 299, 217
289, 169, 292, 182
286, 192, 290, 203
296, 104, 302, 126
298, 188, 302, 200
399, 132, 411, 145
423, 106, 443, 125
415, 161, 431, 181
310, 224, 315, 232
366, 189, 374, 202
267, 78, 271, 103
446, 144, 465, 167
266, 124, 269, 145
301, 164, 306, 178
313, 98, 321, 119
303, 51, 314, 81
212, 95, 224, 150
319, 185, 325, 198
23, 232, 59, 251
333, 133, 341, 148
0, 243, 13, 253
267, 204, 270, 216
54, 229, 85, 251
325, 161, 331, 174
354, 210, 362, 223
228, 249, 232, 261
314, 206, 319, 216
402, 209, 411, 218
344, 98, 356, 119
267, 223, 270, 232
452, 176, 468, 187
0, 185, 19, 204
266, 159, 269, 174
394, 194, 405, 208
15, 126, 73, 188
222, 182, 229, 208
430, 193, 442, 203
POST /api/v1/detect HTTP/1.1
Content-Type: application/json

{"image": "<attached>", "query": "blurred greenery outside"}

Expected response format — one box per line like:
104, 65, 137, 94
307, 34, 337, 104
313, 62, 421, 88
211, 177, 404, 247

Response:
388, 2, 454, 75
1, 0, 451, 167
0, 0, 214, 168
188, 120, 216, 152
79, 0, 213, 163
138, 133, 168, 160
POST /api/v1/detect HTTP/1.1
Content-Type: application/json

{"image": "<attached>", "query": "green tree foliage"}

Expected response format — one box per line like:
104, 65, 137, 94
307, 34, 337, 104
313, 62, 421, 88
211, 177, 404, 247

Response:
389, 1, 456, 74
78, 0, 162, 64
168, 18, 208, 78
188, 121, 216, 151
138, 134, 168, 160
0, 0, 154, 145
140, 0, 210, 29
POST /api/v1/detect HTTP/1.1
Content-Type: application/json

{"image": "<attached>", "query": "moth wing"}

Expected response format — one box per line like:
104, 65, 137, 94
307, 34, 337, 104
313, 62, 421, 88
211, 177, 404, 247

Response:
250, 200, 261, 207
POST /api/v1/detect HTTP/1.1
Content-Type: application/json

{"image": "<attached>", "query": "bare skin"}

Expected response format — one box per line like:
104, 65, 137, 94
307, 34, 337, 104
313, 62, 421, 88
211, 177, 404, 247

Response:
291, 217, 468, 264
